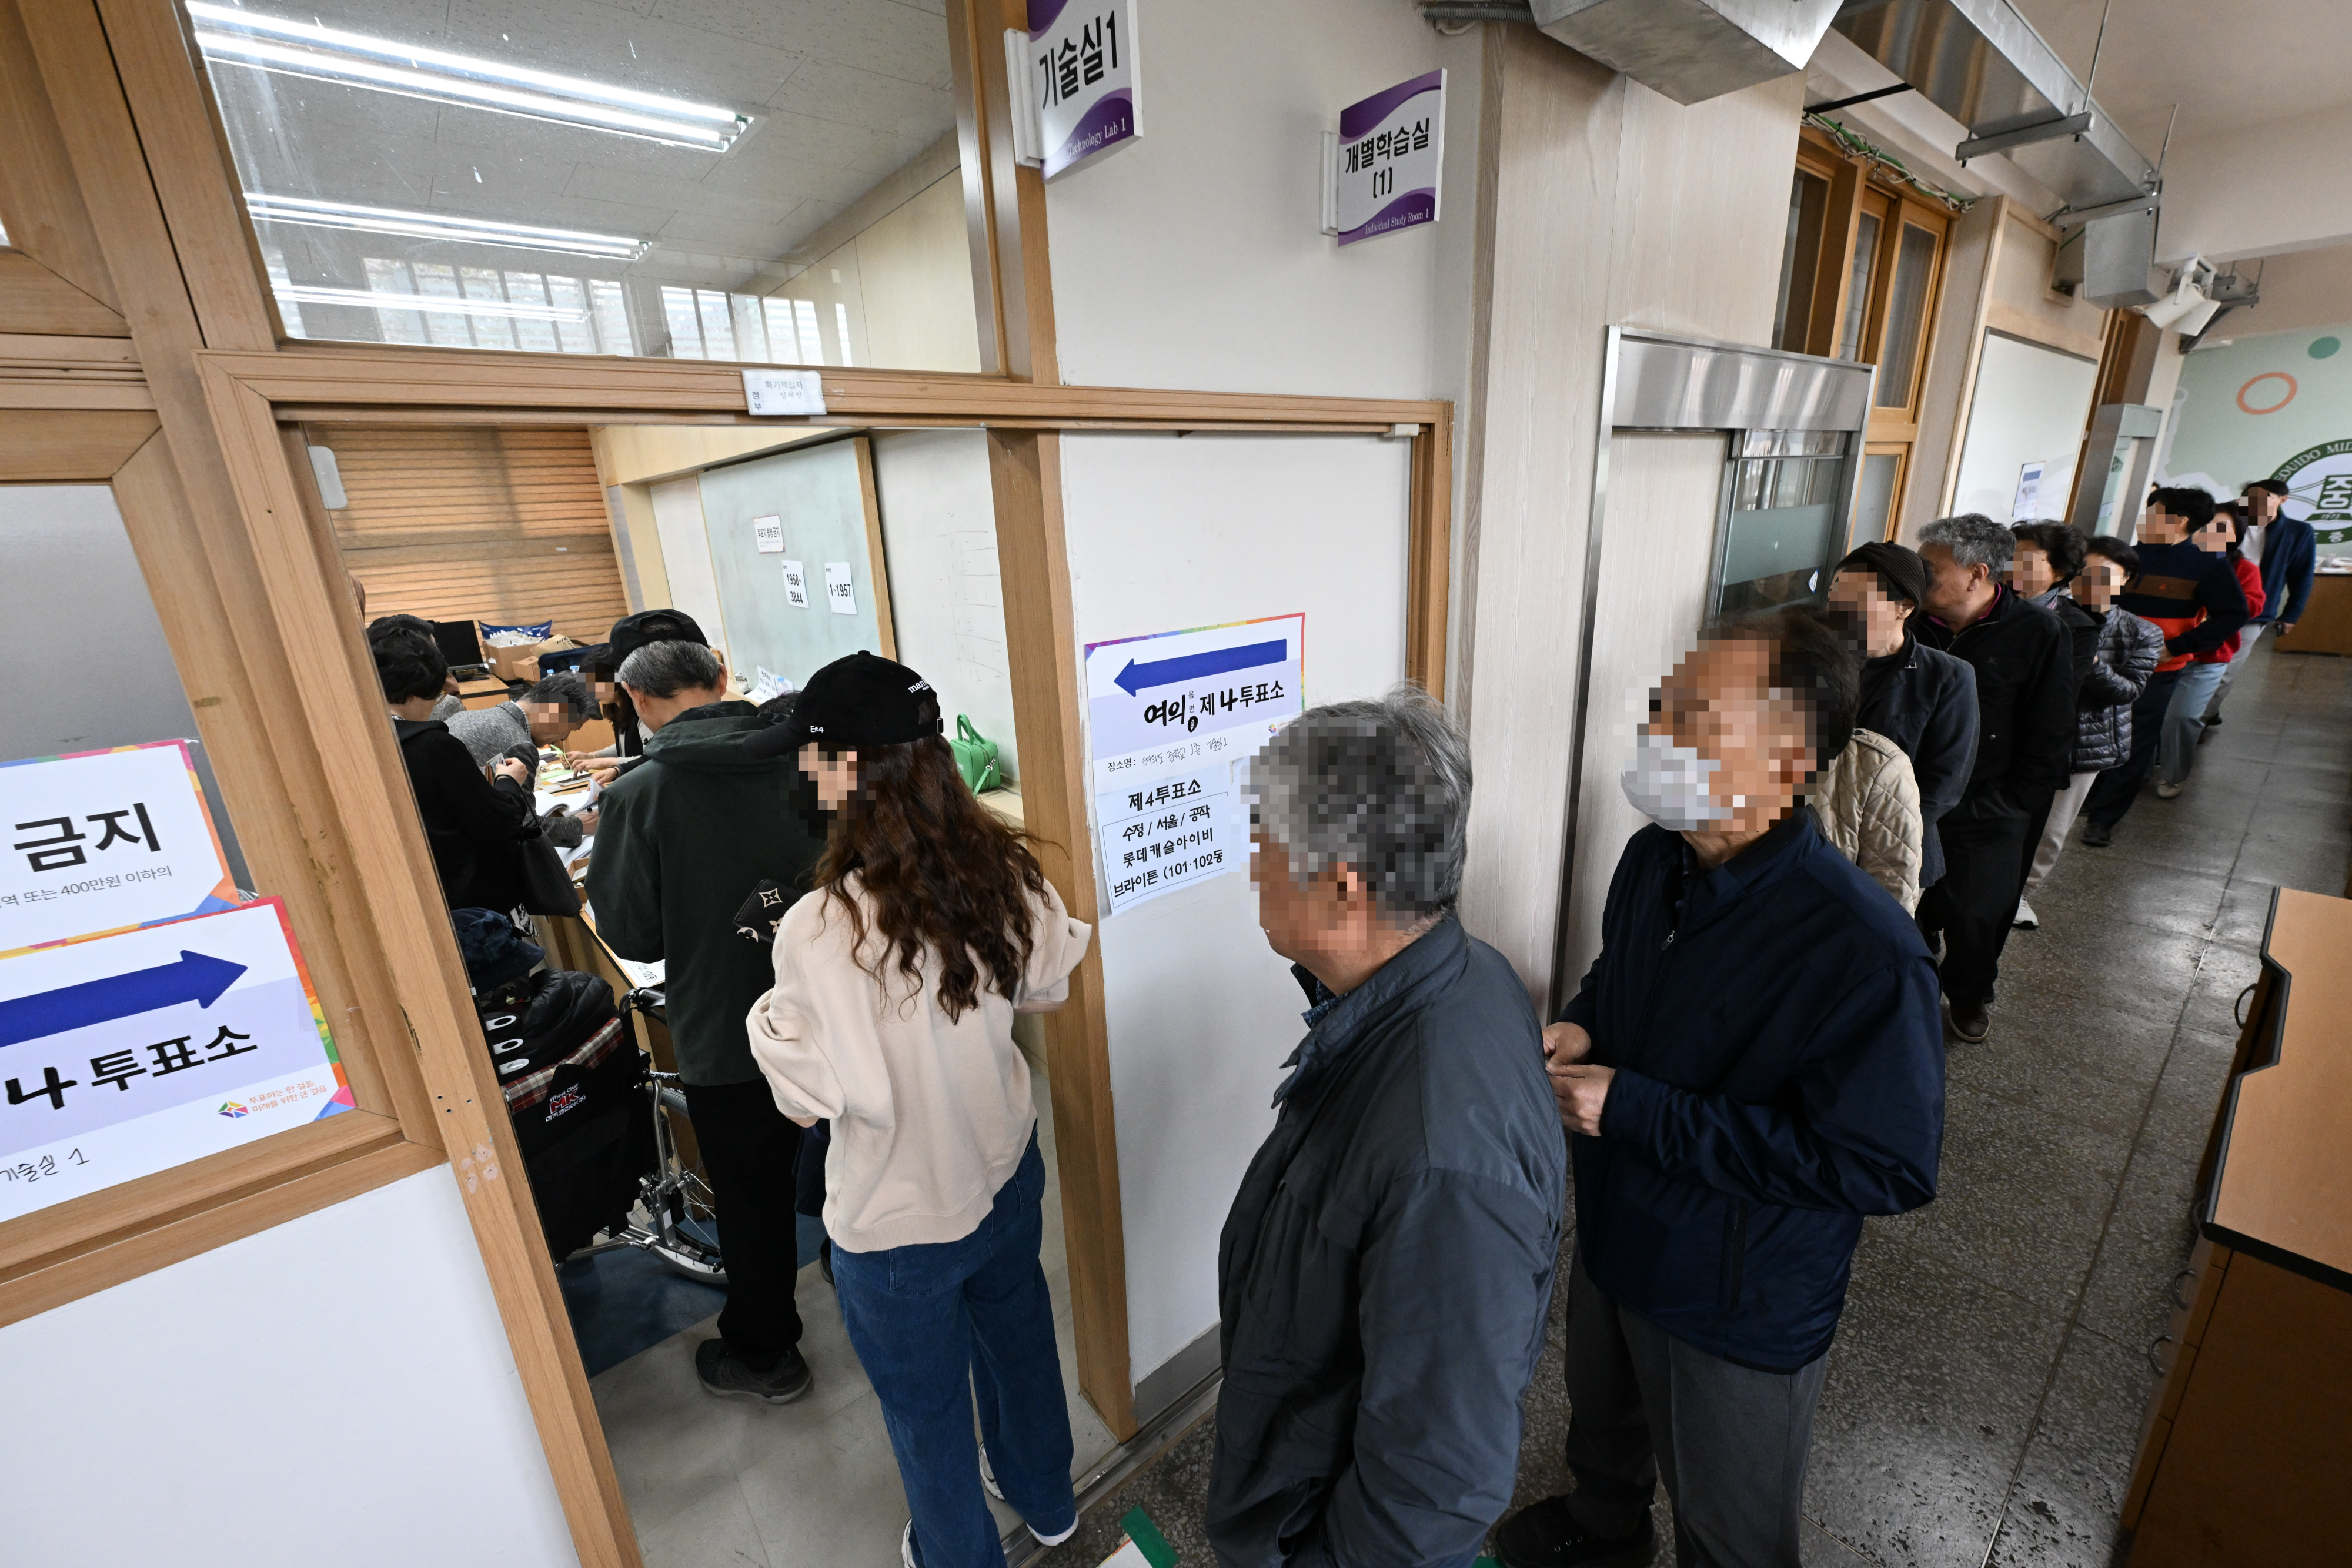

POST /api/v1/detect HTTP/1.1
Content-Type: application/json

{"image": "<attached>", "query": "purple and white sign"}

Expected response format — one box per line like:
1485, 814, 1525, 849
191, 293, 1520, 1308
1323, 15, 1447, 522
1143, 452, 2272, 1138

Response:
1028, 0, 1140, 179
1333, 71, 1445, 248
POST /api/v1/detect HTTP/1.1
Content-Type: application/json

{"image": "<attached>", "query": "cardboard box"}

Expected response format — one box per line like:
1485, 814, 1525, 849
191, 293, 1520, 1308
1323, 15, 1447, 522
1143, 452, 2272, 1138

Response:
485, 634, 577, 683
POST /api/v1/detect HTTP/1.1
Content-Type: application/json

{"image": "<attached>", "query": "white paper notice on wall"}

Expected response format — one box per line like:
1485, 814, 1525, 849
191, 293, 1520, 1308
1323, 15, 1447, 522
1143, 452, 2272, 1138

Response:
0, 897, 351, 1223
824, 561, 857, 616
741, 368, 826, 417
781, 559, 809, 608
753, 514, 783, 553
2013, 461, 2046, 520
1083, 614, 1305, 915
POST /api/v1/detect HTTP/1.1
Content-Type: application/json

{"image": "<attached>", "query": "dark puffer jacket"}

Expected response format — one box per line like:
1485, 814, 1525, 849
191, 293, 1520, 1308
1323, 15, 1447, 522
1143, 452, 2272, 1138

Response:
2070, 603, 2165, 773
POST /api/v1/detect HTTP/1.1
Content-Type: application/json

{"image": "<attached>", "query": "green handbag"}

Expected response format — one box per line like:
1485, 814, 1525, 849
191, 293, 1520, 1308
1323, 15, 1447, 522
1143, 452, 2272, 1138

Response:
950, 714, 1002, 794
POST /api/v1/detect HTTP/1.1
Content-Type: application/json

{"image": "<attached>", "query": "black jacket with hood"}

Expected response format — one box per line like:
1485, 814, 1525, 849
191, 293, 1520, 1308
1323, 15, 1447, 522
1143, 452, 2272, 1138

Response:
1208, 917, 1566, 1568
1918, 585, 2079, 814
393, 717, 537, 913
584, 701, 823, 1085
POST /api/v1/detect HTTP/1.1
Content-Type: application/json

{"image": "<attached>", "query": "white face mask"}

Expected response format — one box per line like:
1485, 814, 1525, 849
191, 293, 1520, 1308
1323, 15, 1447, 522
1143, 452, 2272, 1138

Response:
1621, 730, 1734, 831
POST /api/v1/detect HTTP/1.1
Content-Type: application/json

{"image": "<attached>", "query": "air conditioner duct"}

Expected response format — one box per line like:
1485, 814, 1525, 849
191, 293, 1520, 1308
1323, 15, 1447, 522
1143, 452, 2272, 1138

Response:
1530, 0, 1845, 105
1832, 0, 2164, 304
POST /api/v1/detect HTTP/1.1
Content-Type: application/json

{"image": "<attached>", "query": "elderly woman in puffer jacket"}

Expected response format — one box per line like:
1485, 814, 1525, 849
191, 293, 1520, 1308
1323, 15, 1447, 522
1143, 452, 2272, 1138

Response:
1810, 728, 1925, 911
2018, 535, 2165, 918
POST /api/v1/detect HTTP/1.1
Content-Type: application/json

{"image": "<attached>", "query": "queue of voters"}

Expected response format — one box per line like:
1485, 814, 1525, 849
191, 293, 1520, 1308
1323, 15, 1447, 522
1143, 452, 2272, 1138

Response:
15, 5, 2352, 1567
348, 480, 2314, 1568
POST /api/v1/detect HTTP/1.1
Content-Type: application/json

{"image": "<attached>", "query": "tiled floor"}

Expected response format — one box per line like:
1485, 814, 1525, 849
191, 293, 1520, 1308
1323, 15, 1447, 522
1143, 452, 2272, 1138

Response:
1034, 639, 2352, 1568
587, 1064, 1121, 1568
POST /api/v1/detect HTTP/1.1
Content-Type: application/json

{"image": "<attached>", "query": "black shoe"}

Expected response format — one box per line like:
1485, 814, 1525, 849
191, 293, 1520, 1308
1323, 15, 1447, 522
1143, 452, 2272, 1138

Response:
696, 1339, 813, 1404
2080, 820, 2113, 848
2204, 713, 2224, 727
1947, 998, 1990, 1044
1495, 1494, 1655, 1568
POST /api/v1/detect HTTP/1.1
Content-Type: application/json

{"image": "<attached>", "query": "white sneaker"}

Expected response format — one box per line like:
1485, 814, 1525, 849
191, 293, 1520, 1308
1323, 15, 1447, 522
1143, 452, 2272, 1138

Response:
979, 1446, 1004, 1501
901, 1519, 917, 1568
2155, 781, 2184, 799
2013, 898, 2038, 930
979, 1447, 1079, 1546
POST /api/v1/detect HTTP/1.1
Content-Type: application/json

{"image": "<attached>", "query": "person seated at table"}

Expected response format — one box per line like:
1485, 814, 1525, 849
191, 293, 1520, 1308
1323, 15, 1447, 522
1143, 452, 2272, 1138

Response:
446, 672, 603, 845
366, 613, 468, 721
375, 629, 536, 914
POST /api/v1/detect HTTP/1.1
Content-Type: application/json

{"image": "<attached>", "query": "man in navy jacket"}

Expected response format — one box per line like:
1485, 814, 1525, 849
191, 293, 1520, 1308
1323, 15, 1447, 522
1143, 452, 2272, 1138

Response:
1497, 612, 1943, 1568
2206, 477, 2317, 722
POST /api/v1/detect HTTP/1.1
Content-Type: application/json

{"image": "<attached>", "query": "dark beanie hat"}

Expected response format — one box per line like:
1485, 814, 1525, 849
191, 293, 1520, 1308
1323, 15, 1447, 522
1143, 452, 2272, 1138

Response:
1836, 541, 1928, 606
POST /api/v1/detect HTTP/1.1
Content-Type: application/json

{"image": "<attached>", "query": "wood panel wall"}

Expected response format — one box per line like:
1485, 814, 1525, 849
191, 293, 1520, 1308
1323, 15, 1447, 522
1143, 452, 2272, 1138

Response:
318, 424, 628, 644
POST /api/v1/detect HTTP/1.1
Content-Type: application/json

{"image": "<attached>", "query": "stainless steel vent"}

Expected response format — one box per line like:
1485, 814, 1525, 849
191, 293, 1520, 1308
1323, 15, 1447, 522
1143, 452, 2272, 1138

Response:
1830, 0, 2163, 306
1531, 0, 1845, 105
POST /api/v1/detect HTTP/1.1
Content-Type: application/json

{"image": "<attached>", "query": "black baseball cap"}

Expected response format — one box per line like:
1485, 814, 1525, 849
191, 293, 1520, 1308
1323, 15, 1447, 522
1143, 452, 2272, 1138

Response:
741, 651, 942, 759
606, 608, 708, 670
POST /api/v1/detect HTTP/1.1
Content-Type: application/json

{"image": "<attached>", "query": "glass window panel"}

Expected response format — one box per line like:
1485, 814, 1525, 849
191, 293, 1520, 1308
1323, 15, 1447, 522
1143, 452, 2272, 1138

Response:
198, 1, 982, 371
1839, 212, 1881, 362
1875, 223, 1940, 407
1855, 452, 1900, 542
1773, 170, 1829, 354
1719, 456, 1852, 615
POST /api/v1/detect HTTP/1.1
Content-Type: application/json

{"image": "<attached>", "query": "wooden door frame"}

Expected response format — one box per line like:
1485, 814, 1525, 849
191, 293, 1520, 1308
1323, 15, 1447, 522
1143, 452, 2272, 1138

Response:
8, 2, 1457, 1563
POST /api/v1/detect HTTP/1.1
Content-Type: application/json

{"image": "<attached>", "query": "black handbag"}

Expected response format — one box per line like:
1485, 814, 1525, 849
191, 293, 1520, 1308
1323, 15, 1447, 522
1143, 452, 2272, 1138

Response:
515, 825, 582, 917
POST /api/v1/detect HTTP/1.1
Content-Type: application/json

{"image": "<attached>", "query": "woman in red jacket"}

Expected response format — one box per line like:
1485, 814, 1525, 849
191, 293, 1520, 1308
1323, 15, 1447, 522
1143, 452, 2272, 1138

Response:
2157, 505, 2263, 795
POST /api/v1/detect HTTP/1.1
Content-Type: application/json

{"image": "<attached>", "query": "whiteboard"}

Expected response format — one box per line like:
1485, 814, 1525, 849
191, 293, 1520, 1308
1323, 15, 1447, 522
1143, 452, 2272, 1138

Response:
696, 438, 890, 688
1951, 330, 2100, 521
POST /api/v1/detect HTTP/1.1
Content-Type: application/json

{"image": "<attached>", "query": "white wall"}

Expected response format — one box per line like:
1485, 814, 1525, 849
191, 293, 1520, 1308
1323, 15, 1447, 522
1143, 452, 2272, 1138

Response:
0, 1169, 576, 1568
647, 475, 727, 659
2158, 101, 2352, 265
1950, 332, 2102, 521
1060, 431, 1411, 1383
871, 429, 1021, 780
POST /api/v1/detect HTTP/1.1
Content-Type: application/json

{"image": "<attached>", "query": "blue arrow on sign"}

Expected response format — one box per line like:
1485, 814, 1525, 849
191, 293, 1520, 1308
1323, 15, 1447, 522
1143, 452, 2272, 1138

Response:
0, 950, 247, 1050
1114, 638, 1288, 697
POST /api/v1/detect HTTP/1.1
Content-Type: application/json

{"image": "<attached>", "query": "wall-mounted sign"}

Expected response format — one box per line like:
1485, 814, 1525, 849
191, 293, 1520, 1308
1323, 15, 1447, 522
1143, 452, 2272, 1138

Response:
1083, 614, 1304, 915
782, 559, 810, 609
741, 367, 826, 417
753, 514, 783, 553
824, 561, 857, 617
0, 897, 350, 1222
2274, 438, 2352, 542
1008, 0, 1141, 179
1324, 71, 1444, 248
2, 741, 239, 958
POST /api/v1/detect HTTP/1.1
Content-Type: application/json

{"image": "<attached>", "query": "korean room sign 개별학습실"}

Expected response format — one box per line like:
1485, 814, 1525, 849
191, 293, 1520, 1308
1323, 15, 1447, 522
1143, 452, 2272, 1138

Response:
1084, 615, 1304, 916
1332, 71, 1444, 248
0, 898, 353, 1222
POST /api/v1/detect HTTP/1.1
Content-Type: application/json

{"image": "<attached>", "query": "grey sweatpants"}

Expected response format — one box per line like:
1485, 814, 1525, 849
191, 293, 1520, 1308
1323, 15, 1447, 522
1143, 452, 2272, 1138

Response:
1562, 1253, 1828, 1568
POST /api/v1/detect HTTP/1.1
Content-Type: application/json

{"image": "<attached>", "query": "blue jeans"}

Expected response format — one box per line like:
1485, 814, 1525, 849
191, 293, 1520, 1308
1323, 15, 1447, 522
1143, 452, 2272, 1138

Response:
832, 1132, 1075, 1568
2160, 661, 2230, 785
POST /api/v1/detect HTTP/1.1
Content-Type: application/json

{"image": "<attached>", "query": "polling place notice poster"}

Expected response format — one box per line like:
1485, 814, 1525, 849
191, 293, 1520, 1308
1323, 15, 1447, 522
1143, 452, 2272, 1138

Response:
1, 740, 240, 957
0, 898, 350, 1221
1084, 614, 1304, 915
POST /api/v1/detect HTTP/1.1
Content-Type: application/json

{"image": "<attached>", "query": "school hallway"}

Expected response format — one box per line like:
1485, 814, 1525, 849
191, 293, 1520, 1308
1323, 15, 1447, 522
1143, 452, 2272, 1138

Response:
1035, 637, 2352, 1568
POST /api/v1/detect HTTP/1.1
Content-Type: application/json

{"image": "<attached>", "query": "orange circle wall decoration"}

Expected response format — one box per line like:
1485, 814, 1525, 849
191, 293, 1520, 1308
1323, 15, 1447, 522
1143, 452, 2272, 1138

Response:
2237, 372, 2298, 415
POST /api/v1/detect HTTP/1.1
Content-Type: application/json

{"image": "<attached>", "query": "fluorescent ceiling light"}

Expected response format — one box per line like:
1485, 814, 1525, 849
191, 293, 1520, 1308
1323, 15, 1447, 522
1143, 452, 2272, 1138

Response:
245, 194, 648, 260
272, 283, 589, 322
189, 2, 748, 151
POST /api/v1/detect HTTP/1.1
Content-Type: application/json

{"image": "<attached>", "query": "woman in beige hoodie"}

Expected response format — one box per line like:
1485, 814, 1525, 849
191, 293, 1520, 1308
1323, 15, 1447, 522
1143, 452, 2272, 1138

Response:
740, 652, 1090, 1568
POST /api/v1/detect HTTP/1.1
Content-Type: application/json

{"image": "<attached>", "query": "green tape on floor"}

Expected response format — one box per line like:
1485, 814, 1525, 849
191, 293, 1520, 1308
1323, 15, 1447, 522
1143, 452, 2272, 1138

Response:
1118, 1507, 1178, 1568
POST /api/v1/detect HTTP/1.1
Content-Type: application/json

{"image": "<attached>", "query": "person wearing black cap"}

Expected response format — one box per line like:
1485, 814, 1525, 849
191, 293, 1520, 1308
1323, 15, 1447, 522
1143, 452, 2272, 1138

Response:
585, 637, 824, 1404
1825, 541, 1979, 892
567, 608, 712, 784
743, 652, 1093, 1568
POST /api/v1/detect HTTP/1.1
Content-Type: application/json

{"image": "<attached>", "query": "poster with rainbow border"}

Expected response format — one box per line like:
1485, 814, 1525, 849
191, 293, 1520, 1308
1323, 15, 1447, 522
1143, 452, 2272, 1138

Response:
1, 740, 241, 958
0, 897, 350, 1222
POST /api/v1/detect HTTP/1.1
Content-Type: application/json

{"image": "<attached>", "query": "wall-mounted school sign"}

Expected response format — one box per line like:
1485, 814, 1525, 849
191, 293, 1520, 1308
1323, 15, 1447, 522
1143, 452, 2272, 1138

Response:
2273, 438, 2352, 545
1323, 71, 1445, 247
1008, 0, 1141, 178
1083, 615, 1304, 916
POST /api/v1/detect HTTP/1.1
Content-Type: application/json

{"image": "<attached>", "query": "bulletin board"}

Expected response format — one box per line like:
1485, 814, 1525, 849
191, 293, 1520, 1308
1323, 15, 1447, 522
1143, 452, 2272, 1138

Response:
694, 435, 896, 690
1950, 330, 2100, 521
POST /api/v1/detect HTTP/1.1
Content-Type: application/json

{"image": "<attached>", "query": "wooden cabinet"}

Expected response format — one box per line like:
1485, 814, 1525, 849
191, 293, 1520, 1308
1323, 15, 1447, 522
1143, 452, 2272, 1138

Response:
2123, 890, 2352, 1565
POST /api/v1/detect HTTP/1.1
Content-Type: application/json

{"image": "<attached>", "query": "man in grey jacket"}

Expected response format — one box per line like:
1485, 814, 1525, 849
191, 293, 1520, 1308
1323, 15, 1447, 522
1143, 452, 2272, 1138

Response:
1208, 688, 1566, 1568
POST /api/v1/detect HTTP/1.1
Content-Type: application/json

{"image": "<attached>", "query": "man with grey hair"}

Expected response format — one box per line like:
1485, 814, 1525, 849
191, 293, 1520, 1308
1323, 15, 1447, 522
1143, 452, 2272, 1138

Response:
1915, 514, 2077, 1041
1207, 686, 1566, 1568
587, 640, 827, 1403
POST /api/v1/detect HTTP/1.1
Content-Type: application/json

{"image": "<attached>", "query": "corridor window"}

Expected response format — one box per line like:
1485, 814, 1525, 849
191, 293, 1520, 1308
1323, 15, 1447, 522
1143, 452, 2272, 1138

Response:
198, 1, 983, 372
